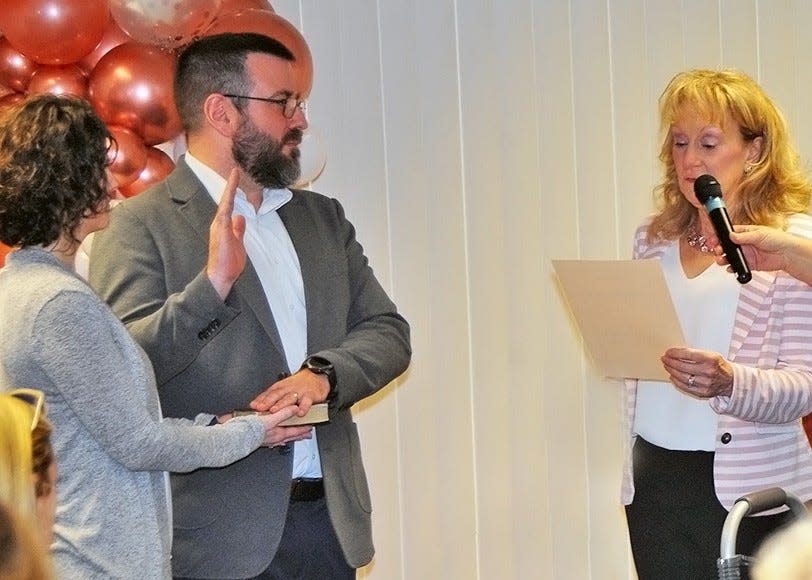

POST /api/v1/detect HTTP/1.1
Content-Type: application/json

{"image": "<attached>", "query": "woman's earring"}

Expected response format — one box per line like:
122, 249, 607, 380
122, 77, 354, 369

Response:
744, 162, 754, 174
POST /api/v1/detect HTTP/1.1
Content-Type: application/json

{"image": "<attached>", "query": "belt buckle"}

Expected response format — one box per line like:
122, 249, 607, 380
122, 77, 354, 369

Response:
290, 478, 324, 502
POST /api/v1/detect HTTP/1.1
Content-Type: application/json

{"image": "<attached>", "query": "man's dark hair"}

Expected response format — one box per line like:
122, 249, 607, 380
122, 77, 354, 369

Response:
175, 32, 295, 132
0, 94, 113, 248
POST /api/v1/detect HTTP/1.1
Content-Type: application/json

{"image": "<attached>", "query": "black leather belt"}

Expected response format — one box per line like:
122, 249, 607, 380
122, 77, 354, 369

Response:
290, 478, 324, 502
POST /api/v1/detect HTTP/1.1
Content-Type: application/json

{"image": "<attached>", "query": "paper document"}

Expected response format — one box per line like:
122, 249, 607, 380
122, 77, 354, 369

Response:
552, 259, 685, 381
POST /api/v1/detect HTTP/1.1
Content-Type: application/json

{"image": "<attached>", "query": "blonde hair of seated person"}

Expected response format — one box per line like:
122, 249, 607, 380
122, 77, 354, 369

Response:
0, 393, 56, 547
751, 517, 812, 579
0, 500, 52, 580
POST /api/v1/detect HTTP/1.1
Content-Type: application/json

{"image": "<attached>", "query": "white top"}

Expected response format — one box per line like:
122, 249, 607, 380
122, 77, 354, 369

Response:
186, 153, 322, 478
633, 242, 739, 451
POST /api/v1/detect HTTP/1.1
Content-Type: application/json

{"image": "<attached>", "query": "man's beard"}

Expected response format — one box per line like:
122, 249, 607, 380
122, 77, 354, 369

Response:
232, 119, 303, 189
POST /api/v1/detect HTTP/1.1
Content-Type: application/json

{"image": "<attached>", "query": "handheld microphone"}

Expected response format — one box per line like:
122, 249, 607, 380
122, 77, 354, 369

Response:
693, 174, 751, 284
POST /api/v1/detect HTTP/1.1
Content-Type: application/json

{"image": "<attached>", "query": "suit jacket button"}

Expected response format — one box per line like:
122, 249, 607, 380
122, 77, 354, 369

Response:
721, 432, 732, 444
278, 444, 292, 455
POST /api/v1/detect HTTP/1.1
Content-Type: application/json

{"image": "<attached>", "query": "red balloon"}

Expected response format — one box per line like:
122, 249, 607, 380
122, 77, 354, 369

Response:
206, 9, 313, 96
88, 43, 182, 146
218, 0, 274, 16
0, 38, 37, 92
79, 19, 133, 74
108, 126, 149, 187
0, 0, 110, 65
28, 64, 88, 97
120, 147, 175, 197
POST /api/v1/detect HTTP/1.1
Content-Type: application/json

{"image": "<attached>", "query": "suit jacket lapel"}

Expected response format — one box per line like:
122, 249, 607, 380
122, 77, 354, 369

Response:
169, 159, 287, 359
278, 193, 329, 353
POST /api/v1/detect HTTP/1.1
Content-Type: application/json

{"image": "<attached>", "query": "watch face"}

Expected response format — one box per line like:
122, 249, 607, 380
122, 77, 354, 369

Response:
308, 356, 333, 372
305, 356, 337, 393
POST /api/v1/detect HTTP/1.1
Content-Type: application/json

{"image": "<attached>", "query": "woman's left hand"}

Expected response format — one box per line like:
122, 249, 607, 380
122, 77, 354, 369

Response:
661, 347, 734, 398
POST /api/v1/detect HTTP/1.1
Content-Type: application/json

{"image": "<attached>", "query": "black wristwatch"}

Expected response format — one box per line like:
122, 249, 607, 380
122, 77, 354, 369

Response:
301, 355, 337, 400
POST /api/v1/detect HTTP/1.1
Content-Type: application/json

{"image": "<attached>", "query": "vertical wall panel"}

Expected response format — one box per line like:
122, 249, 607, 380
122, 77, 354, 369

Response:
720, 0, 758, 74
758, 0, 797, 127
456, 1, 527, 578
456, 1, 555, 578
533, 1, 581, 577
789, 1, 812, 169
379, 1, 478, 578
682, 0, 722, 68
610, 0, 658, 246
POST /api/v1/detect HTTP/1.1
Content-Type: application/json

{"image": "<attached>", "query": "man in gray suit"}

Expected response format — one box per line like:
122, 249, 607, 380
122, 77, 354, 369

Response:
89, 33, 411, 580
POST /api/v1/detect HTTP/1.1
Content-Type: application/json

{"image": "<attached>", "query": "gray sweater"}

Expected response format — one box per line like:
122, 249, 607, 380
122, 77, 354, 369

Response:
0, 247, 265, 579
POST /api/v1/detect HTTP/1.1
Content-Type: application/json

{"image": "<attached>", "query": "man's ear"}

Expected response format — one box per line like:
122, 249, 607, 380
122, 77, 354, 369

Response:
203, 94, 240, 138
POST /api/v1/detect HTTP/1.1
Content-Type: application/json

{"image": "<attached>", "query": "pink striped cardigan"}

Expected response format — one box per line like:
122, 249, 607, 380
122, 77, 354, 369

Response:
622, 213, 812, 510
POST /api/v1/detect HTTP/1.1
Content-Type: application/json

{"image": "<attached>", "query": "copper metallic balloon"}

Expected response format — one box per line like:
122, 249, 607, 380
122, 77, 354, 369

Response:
88, 42, 182, 146
120, 147, 175, 197
79, 19, 133, 74
0, 37, 37, 93
0, 0, 109, 65
28, 64, 88, 97
206, 9, 313, 97
218, 0, 274, 16
110, 0, 222, 50
107, 126, 149, 187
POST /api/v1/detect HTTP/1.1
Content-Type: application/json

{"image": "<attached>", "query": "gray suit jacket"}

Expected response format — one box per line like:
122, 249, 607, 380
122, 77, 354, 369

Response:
89, 159, 411, 578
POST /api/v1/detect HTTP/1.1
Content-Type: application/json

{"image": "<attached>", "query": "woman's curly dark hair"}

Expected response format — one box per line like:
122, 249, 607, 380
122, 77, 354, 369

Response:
0, 94, 114, 248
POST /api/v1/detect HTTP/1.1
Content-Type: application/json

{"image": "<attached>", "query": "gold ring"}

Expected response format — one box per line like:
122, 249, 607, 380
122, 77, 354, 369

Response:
292, 392, 299, 401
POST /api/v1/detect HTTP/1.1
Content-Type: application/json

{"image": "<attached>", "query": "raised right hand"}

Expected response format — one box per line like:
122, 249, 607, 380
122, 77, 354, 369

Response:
206, 167, 246, 300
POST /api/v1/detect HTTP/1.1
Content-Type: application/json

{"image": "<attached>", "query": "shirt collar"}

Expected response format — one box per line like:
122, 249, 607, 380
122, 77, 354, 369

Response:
184, 152, 292, 214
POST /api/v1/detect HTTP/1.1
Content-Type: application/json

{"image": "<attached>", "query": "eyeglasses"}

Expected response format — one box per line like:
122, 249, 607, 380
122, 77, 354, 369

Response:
9, 388, 45, 431
221, 94, 307, 119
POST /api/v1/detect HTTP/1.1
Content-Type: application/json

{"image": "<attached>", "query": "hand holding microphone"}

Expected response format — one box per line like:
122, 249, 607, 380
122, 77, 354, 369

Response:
693, 174, 752, 284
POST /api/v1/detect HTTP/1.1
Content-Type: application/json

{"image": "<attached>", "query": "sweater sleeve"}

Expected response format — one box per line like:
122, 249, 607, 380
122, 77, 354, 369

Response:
32, 288, 265, 473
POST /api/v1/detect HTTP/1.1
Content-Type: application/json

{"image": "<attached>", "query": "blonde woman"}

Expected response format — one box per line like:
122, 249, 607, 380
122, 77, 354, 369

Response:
624, 69, 812, 579
0, 500, 52, 580
0, 390, 56, 550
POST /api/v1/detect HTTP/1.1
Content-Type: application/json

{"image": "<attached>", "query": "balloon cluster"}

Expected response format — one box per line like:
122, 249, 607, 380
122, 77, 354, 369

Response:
0, 0, 321, 199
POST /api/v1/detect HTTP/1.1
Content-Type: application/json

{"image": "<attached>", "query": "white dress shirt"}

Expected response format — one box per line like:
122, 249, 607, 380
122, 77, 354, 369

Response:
186, 153, 322, 477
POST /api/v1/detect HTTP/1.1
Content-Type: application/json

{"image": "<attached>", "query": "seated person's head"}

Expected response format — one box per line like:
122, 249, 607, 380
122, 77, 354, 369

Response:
752, 516, 812, 579
0, 390, 56, 547
0, 500, 52, 579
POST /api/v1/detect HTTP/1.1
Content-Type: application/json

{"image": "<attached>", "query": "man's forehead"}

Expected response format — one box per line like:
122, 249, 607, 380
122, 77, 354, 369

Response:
246, 52, 295, 91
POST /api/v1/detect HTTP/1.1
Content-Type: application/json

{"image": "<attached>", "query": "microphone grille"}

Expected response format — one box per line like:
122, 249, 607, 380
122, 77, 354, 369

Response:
694, 174, 722, 204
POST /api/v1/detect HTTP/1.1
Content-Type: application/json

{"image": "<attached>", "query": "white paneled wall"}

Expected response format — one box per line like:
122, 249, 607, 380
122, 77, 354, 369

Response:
275, 1, 812, 578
